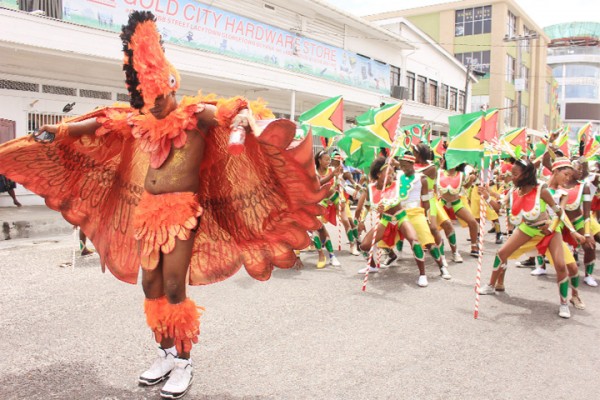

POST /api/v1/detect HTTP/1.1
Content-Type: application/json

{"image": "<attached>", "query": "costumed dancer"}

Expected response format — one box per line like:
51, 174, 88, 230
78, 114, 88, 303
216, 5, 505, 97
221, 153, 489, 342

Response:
397, 152, 451, 279
314, 150, 343, 268
0, 11, 326, 399
437, 160, 480, 257
330, 150, 362, 255
563, 160, 598, 287
354, 157, 429, 287
414, 143, 463, 263
509, 157, 585, 309
478, 158, 585, 318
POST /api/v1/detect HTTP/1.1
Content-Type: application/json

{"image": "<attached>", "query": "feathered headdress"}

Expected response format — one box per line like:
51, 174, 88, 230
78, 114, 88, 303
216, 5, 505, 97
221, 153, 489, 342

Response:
120, 11, 180, 112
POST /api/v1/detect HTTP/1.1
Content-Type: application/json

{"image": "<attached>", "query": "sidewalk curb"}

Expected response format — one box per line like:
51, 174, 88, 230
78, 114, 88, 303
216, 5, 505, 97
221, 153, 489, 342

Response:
0, 206, 72, 240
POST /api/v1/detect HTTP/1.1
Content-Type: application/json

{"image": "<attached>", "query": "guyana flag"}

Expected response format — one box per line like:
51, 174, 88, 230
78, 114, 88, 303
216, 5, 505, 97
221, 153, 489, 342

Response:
298, 95, 344, 138
554, 130, 570, 156
500, 127, 527, 158
431, 137, 446, 159
337, 136, 376, 173
577, 122, 592, 145
445, 109, 498, 169
577, 122, 598, 157
345, 102, 403, 148
399, 123, 431, 148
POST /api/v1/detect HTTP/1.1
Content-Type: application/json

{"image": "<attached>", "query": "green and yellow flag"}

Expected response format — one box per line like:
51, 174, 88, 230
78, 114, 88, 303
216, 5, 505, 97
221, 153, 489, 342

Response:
337, 136, 376, 173
577, 122, 592, 145
500, 127, 527, 158
298, 95, 344, 138
399, 123, 431, 148
445, 109, 498, 169
345, 102, 403, 148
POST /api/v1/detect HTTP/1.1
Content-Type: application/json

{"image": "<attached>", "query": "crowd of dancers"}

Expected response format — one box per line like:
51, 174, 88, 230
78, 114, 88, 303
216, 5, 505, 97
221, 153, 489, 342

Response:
306, 139, 599, 319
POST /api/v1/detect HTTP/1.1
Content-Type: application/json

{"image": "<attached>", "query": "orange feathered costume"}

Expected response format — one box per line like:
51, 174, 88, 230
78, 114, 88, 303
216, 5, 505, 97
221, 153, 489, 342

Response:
0, 11, 326, 353
0, 95, 326, 284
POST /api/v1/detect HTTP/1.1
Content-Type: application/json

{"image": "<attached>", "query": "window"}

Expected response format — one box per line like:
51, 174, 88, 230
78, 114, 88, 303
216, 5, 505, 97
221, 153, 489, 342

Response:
440, 84, 449, 109
471, 95, 490, 112
506, 55, 515, 83
522, 26, 536, 52
390, 65, 402, 87
565, 64, 600, 78
455, 50, 491, 75
506, 10, 516, 37
449, 88, 458, 111
429, 80, 438, 106
504, 98, 514, 127
406, 72, 416, 100
458, 91, 465, 113
552, 65, 563, 78
565, 85, 599, 99
455, 5, 491, 36
417, 75, 427, 103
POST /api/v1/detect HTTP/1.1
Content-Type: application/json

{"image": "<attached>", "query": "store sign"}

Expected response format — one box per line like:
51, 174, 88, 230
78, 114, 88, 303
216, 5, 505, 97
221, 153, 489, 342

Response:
59, 0, 390, 94
0, 0, 17, 10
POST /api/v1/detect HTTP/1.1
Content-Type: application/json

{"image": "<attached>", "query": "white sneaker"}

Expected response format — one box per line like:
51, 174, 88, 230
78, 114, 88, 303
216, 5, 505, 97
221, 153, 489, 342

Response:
583, 276, 598, 287
160, 358, 193, 399
358, 266, 378, 274
138, 347, 176, 386
350, 243, 361, 256
558, 304, 571, 319
452, 252, 463, 263
329, 255, 341, 266
440, 266, 452, 280
531, 267, 547, 276
478, 284, 496, 295
417, 275, 429, 287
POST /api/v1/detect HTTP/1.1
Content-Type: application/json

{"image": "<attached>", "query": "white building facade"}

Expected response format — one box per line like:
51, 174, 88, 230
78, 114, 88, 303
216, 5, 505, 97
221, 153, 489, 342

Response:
546, 22, 600, 138
0, 0, 473, 205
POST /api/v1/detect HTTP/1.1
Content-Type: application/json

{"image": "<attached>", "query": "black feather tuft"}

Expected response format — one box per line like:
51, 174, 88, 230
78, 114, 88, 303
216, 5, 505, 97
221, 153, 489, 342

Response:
120, 11, 164, 110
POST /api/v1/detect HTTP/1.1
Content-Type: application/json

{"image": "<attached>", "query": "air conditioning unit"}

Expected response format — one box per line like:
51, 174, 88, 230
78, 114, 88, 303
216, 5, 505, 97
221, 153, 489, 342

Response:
391, 85, 408, 100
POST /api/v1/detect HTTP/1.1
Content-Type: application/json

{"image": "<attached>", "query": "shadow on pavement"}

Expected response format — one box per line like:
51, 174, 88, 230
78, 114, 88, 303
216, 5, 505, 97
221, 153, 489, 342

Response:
0, 361, 275, 399
0, 361, 154, 399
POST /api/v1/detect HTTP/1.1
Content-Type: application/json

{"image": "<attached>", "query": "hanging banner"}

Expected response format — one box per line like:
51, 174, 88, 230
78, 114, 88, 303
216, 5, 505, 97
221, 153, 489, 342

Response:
56, 0, 390, 94
0, 0, 17, 9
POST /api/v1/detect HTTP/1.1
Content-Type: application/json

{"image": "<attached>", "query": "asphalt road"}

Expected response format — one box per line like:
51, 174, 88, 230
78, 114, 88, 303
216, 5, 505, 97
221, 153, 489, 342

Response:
1, 227, 599, 400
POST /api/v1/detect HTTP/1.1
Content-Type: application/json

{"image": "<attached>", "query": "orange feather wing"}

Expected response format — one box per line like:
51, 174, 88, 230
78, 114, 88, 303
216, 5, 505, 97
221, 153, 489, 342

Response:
0, 108, 146, 284
190, 113, 327, 285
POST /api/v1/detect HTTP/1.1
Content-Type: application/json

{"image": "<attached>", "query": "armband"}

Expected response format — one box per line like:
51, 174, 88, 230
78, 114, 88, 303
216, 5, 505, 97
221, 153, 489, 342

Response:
421, 193, 433, 201
585, 218, 591, 236
583, 194, 592, 202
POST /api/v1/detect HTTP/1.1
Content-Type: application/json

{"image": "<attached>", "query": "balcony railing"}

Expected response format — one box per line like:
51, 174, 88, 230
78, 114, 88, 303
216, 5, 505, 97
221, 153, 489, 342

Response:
548, 47, 600, 57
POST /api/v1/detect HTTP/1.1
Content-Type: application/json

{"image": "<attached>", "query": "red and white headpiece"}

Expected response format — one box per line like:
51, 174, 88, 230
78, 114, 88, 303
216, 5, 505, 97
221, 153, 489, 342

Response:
551, 157, 574, 171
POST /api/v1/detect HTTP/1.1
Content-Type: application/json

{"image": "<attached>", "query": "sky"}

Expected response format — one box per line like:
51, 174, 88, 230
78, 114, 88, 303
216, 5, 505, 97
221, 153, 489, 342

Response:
324, 0, 600, 29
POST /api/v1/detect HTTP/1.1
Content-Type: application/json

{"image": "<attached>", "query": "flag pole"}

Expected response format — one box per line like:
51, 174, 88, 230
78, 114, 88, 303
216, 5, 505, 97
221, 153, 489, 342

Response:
474, 153, 488, 318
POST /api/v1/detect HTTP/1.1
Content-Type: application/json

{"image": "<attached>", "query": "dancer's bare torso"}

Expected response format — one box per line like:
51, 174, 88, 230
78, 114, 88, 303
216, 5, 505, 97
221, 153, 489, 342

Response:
144, 125, 207, 195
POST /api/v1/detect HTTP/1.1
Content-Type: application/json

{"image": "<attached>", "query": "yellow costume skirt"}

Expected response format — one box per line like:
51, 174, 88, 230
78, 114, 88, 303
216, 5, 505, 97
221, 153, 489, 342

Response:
470, 186, 499, 221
